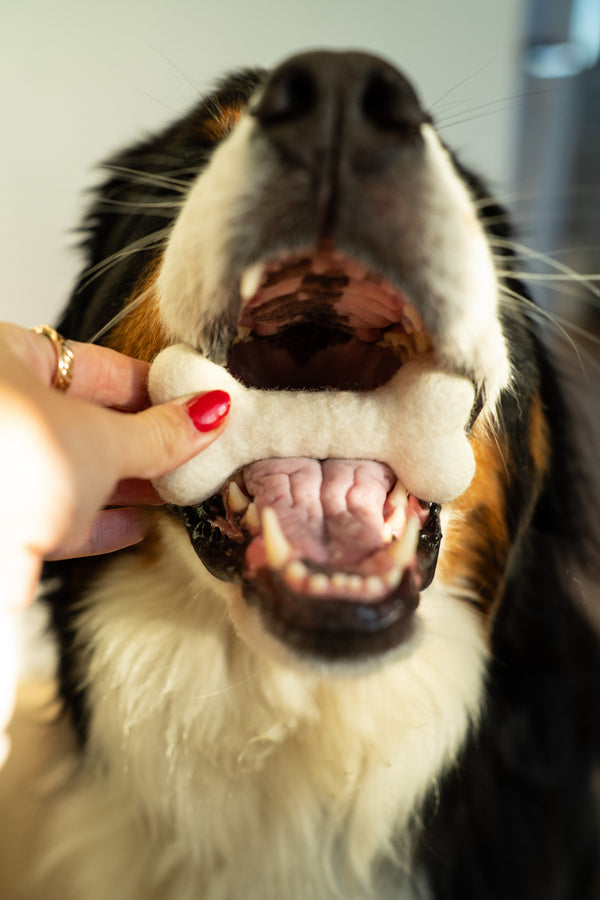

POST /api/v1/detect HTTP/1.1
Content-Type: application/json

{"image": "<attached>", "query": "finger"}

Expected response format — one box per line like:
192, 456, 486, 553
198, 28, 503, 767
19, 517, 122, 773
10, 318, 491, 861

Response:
10, 324, 150, 410
113, 390, 231, 483
106, 479, 165, 507
45, 508, 150, 560
65, 342, 150, 410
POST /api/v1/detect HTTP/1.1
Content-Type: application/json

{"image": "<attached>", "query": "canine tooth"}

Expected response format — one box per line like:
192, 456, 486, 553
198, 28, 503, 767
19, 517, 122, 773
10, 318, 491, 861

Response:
308, 573, 330, 595
227, 481, 250, 514
240, 261, 265, 302
242, 502, 260, 534
389, 517, 420, 571
262, 507, 292, 570
388, 480, 408, 508
383, 504, 407, 542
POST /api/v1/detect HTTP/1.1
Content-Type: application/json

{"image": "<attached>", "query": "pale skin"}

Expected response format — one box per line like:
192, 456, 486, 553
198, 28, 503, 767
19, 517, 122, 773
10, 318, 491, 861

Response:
0, 322, 229, 761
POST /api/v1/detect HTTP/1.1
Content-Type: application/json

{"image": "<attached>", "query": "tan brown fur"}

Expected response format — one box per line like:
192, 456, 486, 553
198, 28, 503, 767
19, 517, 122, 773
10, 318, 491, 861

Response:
108, 275, 169, 364
439, 393, 551, 622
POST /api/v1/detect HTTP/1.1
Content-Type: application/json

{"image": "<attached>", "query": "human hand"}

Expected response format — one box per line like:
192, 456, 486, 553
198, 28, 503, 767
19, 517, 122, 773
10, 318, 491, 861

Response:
0, 321, 230, 766
0, 322, 231, 610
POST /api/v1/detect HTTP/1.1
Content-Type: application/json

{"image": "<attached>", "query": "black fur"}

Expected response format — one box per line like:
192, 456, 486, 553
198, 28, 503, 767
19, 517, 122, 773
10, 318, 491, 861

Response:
418, 331, 600, 898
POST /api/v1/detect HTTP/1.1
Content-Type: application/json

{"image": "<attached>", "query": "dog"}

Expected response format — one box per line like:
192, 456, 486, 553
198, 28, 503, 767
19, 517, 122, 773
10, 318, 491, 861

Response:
26, 49, 600, 898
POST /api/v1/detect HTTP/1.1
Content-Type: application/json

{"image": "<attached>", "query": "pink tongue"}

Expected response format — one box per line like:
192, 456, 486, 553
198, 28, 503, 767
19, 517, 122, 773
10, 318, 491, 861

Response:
243, 458, 395, 568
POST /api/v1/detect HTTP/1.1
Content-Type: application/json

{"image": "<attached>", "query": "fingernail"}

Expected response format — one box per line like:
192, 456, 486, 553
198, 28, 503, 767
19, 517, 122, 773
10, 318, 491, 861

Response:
185, 390, 231, 432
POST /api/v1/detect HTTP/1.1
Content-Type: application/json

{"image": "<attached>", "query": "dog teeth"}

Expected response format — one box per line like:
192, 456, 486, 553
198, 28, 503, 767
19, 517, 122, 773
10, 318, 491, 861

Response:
383, 481, 408, 541
308, 573, 329, 595
227, 481, 250, 514
262, 507, 293, 570
240, 261, 265, 302
284, 560, 308, 591
242, 502, 260, 534
402, 303, 426, 333
383, 568, 401, 590
382, 504, 407, 543
280, 563, 409, 602
331, 572, 349, 592
364, 575, 385, 598
388, 517, 420, 570
388, 479, 408, 507
413, 329, 432, 354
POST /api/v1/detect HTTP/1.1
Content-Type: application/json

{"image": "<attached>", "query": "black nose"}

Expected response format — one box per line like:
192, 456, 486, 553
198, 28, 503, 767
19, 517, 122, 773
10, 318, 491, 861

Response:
250, 50, 427, 171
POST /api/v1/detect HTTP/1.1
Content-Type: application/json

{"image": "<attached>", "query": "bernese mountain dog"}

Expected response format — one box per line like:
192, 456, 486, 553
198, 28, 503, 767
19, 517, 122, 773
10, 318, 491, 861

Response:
23, 49, 600, 899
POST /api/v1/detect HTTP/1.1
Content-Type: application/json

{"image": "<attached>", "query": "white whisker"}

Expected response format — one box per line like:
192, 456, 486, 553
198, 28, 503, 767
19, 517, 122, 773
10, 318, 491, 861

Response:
490, 237, 600, 305
499, 283, 592, 374
89, 283, 157, 344
78, 227, 172, 291
102, 164, 192, 193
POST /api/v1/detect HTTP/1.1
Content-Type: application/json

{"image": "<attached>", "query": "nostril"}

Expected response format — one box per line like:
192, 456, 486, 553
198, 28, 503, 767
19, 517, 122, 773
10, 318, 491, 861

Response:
362, 67, 427, 133
251, 64, 318, 126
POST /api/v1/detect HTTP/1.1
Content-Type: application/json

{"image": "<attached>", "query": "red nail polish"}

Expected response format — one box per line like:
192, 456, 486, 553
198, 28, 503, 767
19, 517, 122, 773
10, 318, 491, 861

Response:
185, 390, 231, 432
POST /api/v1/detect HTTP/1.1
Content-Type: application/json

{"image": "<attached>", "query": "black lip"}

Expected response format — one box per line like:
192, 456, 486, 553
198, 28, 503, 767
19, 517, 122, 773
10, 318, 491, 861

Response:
242, 568, 420, 662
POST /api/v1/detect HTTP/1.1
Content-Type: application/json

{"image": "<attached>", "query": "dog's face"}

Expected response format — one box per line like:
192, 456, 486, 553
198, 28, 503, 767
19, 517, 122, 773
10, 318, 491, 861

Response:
65, 50, 547, 677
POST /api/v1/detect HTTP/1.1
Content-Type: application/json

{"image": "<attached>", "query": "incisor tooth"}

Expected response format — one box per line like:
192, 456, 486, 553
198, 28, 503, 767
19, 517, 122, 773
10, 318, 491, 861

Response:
308, 573, 329, 595
384, 568, 401, 590
331, 572, 349, 593
346, 575, 363, 595
365, 575, 385, 598
389, 517, 420, 571
262, 507, 292, 570
284, 560, 308, 590
228, 480, 250, 513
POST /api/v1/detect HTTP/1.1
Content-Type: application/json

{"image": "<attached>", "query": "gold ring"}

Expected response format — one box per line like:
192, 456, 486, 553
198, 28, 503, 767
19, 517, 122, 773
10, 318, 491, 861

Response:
31, 325, 75, 392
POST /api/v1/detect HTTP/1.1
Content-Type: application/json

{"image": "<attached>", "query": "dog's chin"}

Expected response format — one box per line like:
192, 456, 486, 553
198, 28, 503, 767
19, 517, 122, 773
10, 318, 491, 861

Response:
224, 573, 426, 675
243, 567, 419, 659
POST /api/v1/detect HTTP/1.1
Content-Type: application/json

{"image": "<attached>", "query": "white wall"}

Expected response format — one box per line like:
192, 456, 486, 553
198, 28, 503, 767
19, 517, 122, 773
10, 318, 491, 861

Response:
0, 0, 523, 327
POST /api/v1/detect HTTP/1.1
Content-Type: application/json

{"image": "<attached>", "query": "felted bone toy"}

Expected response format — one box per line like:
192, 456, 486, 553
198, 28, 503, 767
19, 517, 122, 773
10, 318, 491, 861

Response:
149, 344, 477, 506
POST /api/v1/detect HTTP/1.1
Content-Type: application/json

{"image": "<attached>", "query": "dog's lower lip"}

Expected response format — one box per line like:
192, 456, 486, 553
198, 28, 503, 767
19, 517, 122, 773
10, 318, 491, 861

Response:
242, 567, 420, 660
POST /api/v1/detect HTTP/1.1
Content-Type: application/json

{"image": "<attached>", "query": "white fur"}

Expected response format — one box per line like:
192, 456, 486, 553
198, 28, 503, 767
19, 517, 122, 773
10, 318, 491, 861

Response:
157, 116, 273, 356
149, 347, 476, 505
32, 516, 488, 900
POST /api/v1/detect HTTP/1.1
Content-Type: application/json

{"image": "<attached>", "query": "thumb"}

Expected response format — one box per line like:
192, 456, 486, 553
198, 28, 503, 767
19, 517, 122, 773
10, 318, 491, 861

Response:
115, 389, 231, 483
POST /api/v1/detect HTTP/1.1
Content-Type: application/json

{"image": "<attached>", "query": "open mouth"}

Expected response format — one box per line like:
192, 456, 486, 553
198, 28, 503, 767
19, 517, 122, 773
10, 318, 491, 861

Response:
229, 247, 432, 391
171, 245, 454, 662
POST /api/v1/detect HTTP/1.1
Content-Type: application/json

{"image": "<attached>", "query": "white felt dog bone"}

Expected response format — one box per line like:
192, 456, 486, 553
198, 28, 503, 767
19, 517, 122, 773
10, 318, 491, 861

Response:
148, 344, 476, 505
